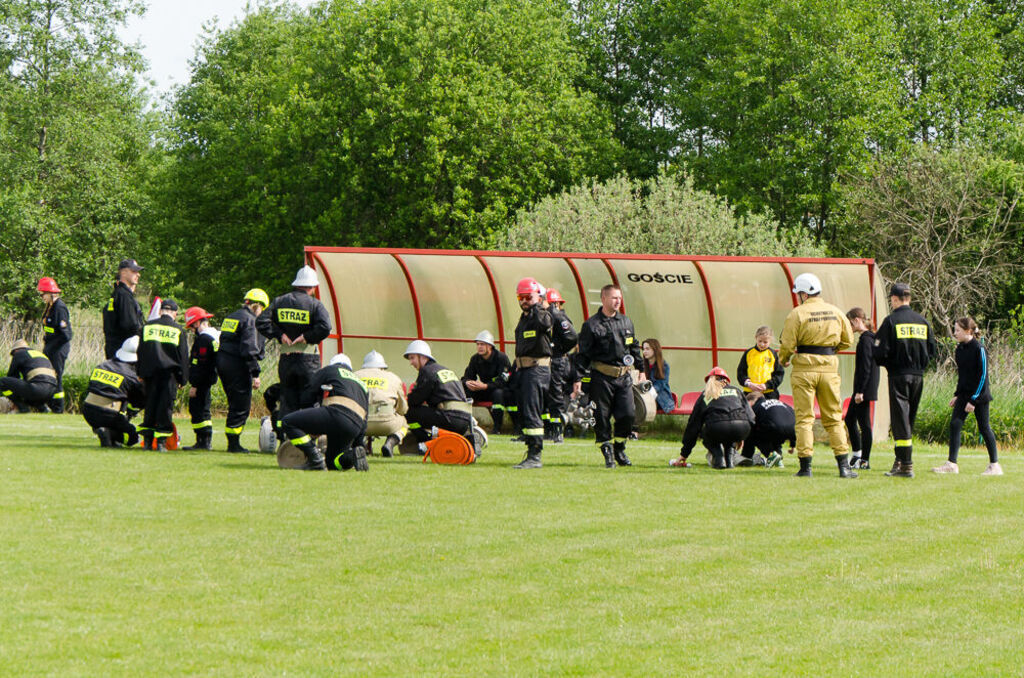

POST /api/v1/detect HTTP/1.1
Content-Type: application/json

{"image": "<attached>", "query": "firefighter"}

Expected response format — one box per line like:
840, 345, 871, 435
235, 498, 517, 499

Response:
576, 284, 644, 469
874, 282, 936, 478
544, 288, 578, 444
137, 299, 189, 451
82, 336, 146, 447
461, 330, 512, 434
183, 306, 218, 450
255, 266, 332, 433
102, 259, 144, 359
510, 278, 553, 469
356, 350, 408, 457
778, 273, 857, 478
217, 289, 269, 452
673, 367, 755, 469
404, 340, 474, 447
1, 340, 58, 412
38, 276, 72, 412
282, 353, 369, 471
742, 391, 796, 469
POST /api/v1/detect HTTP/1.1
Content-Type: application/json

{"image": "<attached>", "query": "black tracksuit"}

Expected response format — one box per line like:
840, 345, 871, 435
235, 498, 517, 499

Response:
874, 304, 936, 464
680, 384, 755, 466
282, 364, 369, 470
102, 282, 143, 359
948, 338, 998, 464
462, 348, 512, 425
42, 297, 72, 412
82, 358, 146, 446
1, 348, 58, 411
545, 306, 578, 431
407, 360, 472, 443
217, 306, 266, 435
845, 330, 880, 460
745, 396, 796, 459
137, 315, 189, 440
577, 309, 643, 446
513, 303, 553, 449
256, 290, 332, 424
188, 329, 219, 437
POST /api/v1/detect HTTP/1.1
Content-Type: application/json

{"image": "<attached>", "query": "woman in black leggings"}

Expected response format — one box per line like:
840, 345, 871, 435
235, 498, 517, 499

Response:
934, 317, 1001, 475
844, 308, 879, 469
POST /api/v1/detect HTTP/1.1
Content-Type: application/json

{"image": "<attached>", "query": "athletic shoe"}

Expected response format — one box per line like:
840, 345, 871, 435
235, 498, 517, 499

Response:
765, 451, 783, 469
669, 457, 691, 468
981, 463, 1004, 476
932, 460, 959, 474
852, 458, 870, 470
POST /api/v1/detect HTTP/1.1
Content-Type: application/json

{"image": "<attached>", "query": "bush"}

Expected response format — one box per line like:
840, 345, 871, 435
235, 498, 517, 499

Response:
914, 369, 1024, 450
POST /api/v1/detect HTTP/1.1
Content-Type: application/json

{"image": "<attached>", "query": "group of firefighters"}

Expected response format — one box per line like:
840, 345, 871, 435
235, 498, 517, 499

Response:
3, 259, 947, 477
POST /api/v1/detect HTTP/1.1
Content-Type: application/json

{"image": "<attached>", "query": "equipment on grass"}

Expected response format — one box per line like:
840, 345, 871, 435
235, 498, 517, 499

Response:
140, 424, 180, 450
421, 428, 477, 465
258, 416, 276, 453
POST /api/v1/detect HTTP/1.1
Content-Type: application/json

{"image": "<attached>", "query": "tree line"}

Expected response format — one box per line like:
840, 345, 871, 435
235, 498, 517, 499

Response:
2, 0, 1023, 330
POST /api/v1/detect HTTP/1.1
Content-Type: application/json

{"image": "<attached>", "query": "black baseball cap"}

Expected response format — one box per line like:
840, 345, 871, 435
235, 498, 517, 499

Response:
889, 282, 911, 297
118, 258, 143, 272
161, 299, 179, 311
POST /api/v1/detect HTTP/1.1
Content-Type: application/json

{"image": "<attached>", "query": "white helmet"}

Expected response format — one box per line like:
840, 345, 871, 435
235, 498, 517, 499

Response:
403, 339, 433, 360
792, 273, 822, 295
115, 336, 139, 363
362, 350, 387, 369
291, 265, 319, 288
330, 352, 353, 369
474, 330, 495, 347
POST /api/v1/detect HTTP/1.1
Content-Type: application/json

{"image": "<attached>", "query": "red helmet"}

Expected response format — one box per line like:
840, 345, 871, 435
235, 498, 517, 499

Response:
184, 306, 214, 328
37, 277, 61, 293
516, 277, 541, 296
545, 288, 564, 303
705, 366, 730, 383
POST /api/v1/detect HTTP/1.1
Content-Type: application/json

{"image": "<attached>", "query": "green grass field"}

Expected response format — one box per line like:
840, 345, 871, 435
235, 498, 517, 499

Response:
2, 415, 1022, 676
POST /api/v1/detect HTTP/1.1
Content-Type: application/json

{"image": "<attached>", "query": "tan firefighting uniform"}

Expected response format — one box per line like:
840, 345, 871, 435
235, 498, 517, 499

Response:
356, 367, 408, 440
778, 296, 854, 458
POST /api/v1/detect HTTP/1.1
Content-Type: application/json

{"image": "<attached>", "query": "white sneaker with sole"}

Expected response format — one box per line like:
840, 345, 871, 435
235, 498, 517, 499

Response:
981, 462, 1004, 476
932, 460, 959, 474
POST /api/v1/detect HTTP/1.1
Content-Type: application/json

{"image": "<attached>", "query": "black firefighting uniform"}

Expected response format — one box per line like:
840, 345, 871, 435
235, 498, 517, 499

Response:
42, 297, 72, 412
744, 396, 796, 459
102, 281, 143, 359
680, 384, 755, 464
81, 357, 146, 446
407, 360, 473, 443
545, 306, 578, 431
188, 329, 219, 437
873, 305, 936, 465
255, 290, 332, 428
137, 315, 189, 441
577, 310, 643, 447
1, 349, 58, 411
217, 307, 266, 436
513, 303, 553, 449
461, 348, 512, 411
282, 363, 369, 471
736, 346, 785, 399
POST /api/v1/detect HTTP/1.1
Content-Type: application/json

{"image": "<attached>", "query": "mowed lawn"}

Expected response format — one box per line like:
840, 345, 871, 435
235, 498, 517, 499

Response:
1, 415, 1022, 677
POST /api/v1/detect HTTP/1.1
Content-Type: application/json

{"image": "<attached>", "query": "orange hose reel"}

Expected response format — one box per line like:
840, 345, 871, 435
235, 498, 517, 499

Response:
421, 428, 476, 465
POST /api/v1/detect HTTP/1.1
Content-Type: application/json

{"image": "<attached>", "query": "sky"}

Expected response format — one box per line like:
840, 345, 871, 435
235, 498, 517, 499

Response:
119, 0, 317, 95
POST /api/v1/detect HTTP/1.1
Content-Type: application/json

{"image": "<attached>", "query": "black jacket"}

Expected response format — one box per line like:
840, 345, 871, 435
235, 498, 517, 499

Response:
549, 306, 578, 357
680, 384, 755, 456
874, 305, 936, 376
302, 363, 370, 415
462, 349, 512, 389
577, 310, 642, 368
137, 315, 189, 384
6, 349, 57, 386
852, 331, 880, 401
514, 304, 553, 358
409, 360, 468, 408
88, 358, 145, 409
189, 330, 219, 388
102, 282, 143, 347
750, 397, 796, 445
219, 306, 265, 376
42, 298, 72, 351
256, 290, 332, 345
954, 339, 992, 406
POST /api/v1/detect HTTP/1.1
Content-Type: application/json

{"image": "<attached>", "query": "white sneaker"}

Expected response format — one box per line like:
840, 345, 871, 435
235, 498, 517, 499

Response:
981, 462, 1004, 476
932, 460, 959, 474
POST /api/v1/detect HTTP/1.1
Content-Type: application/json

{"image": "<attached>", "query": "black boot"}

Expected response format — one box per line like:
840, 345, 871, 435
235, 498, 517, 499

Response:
490, 409, 504, 435
884, 457, 902, 476
226, 433, 249, 453
381, 433, 400, 457
795, 456, 812, 477
95, 427, 113, 448
725, 446, 736, 468
550, 422, 564, 444
836, 454, 858, 479
513, 445, 542, 469
184, 429, 213, 450
612, 441, 632, 467
297, 442, 327, 470
600, 443, 616, 469
142, 431, 154, 451
711, 448, 726, 469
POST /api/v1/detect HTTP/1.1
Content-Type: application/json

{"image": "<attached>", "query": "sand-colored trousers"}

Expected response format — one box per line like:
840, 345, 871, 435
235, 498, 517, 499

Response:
790, 370, 849, 458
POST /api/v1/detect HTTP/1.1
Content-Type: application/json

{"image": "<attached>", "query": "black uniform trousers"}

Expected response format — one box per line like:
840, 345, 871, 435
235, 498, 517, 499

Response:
844, 399, 874, 460
282, 405, 367, 470
702, 420, 751, 462
589, 370, 634, 444
0, 378, 56, 411
517, 365, 550, 447
82, 403, 139, 447
278, 353, 320, 425
545, 357, 571, 425
745, 424, 791, 458
406, 406, 472, 443
888, 374, 923, 458
141, 372, 178, 438
217, 353, 253, 435
188, 384, 213, 433
43, 343, 69, 412
471, 385, 508, 409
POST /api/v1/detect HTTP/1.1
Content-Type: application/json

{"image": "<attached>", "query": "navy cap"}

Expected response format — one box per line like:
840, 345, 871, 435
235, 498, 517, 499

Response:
889, 282, 911, 298
160, 299, 179, 311
118, 258, 143, 272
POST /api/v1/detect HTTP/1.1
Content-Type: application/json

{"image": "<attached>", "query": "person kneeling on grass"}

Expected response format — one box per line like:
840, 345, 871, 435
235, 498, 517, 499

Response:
1, 340, 58, 413
671, 367, 754, 470
933, 317, 1002, 476
82, 337, 146, 447
281, 353, 369, 472
740, 391, 795, 469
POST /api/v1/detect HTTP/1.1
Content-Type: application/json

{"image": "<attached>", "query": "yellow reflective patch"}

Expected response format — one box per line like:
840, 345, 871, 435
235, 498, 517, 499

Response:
106, 298, 114, 311
338, 367, 369, 392
143, 325, 181, 345
625, 337, 634, 344
44, 326, 54, 333
91, 368, 124, 388
438, 369, 458, 384
221, 318, 239, 333
361, 377, 387, 389
28, 350, 47, 359
895, 324, 928, 340
277, 308, 310, 324
522, 330, 536, 338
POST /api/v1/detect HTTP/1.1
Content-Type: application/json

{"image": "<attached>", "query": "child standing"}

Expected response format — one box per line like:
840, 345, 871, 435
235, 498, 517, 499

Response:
845, 308, 879, 469
183, 307, 219, 450
933, 317, 1002, 475
736, 326, 785, 399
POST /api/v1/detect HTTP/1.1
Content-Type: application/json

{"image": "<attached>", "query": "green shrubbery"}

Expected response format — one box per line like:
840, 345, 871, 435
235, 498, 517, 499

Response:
913, 372, 1024, 448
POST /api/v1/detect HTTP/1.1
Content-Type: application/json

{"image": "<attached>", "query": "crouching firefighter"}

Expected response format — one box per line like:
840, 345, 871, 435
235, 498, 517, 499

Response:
404, 340, 474, 449
356, 350, 409, 457
281, 353, 369, 471
2, 340, 58, 412
82, 337, 146, 447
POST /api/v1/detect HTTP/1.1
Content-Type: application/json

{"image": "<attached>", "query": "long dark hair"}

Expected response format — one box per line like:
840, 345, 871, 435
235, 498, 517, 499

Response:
643, 338, 666, 379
